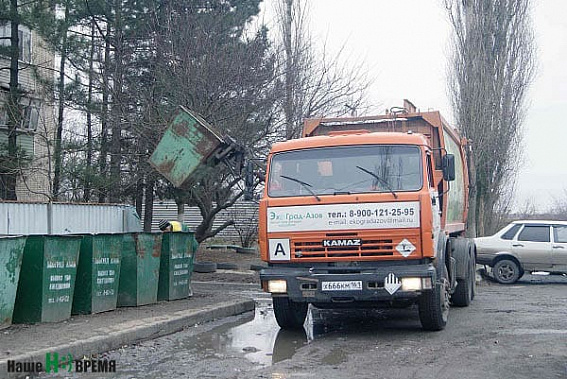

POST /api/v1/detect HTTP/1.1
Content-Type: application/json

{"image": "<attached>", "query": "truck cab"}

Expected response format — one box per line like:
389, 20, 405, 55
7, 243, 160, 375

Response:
259, 103, 476, 331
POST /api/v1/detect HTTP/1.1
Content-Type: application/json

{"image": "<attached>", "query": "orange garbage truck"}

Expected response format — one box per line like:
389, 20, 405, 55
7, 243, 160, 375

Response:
258, 100, 476, 331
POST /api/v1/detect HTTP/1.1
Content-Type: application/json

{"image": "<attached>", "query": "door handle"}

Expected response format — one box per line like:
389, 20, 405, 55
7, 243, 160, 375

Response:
552, 245, 565, 249
512, 244, 524, 247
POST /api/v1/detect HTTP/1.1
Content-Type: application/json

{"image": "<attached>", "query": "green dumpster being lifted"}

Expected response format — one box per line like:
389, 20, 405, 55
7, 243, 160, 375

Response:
72, 234, 122, 314
0, 236, 26, 328
118, 233, 162, 307
12, 235, 81, 324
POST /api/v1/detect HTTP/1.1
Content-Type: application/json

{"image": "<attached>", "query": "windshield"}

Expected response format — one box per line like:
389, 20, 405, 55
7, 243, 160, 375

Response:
268, 145, 423, 198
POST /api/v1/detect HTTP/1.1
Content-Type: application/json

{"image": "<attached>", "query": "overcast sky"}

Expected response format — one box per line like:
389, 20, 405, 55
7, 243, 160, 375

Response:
262, 0, 566, 211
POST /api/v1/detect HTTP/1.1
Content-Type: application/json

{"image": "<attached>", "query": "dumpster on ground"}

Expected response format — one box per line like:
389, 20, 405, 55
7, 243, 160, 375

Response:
0, 236, 26, 328
12, 235, 81, 323
118, 233, 162, 307
72, 234, 122, 314
158, 232, 198, 301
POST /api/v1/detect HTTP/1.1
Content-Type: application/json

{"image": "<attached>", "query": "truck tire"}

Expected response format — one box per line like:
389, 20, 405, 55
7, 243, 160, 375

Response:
419, 266, 450, 331
273, 297, 308, 330
451, 240, 475, 307
451, 252, 474, 307
216, 262, 239, 270
470, 243, 477, 300
493, 259, 521, 284
193, 261, 217, 273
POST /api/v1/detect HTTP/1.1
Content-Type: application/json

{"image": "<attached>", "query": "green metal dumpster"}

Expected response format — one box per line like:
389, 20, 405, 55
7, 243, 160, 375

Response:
158, 232, 198, 301
117, 233, 162, 307
12, 235, 81, 324
148, 106, 224, 187
72, 234, 122, 314
0, 236, 26, 328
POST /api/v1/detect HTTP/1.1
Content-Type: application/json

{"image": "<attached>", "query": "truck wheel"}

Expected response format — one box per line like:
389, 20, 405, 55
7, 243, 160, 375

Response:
470, 244, 477, 300
451, 252, 474, 307
493, 259, 521, 284
419, 266, 450, 331
272, 297, 308, 330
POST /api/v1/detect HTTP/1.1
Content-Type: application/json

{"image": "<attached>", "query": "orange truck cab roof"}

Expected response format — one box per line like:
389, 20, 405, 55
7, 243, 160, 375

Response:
270, 132, 431, 153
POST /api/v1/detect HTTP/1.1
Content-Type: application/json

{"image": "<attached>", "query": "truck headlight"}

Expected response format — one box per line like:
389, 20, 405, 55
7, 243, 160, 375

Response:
268, 279, 287, 293
401, 277, 422, 291
401, 277, 433, 291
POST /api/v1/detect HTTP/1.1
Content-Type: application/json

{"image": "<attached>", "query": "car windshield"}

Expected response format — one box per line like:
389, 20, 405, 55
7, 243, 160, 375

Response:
268, 145, 423, 198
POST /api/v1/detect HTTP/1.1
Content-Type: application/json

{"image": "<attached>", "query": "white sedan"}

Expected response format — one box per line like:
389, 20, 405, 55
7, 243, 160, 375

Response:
475, 220, 567, 284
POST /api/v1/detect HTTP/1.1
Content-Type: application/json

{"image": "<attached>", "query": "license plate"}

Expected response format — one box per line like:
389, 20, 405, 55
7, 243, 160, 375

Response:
321, 281, 363, 291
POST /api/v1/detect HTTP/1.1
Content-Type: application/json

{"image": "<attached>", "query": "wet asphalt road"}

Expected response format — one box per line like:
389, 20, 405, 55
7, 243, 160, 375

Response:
39, 273, 567, 379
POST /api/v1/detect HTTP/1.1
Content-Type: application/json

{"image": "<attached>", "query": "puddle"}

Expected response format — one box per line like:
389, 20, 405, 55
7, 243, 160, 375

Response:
225, 298, 313, 366
188, 298, 309, 367
186, 298, 420, 367
226, 299, 282, 365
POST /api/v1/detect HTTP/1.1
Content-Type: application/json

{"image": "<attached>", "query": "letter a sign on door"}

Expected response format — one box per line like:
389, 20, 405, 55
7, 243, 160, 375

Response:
269, 239, 290, 261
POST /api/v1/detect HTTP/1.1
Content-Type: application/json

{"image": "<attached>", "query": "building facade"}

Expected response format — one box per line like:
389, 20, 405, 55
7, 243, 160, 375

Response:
0, 22, 55, 201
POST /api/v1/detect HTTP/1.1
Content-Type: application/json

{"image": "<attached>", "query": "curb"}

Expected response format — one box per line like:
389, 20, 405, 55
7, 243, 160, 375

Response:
0, 298, 254, 378
193, 281, 261, 292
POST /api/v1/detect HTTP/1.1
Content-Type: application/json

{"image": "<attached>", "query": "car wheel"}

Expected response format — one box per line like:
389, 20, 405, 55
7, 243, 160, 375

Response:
493, 259, 521, 284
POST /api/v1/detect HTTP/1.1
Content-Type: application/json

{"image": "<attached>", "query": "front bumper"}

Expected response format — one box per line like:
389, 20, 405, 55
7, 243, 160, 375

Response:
260, 261, 436, 305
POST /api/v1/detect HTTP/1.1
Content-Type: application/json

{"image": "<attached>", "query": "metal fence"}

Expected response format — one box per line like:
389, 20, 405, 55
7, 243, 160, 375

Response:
0, 201, 142, 235
147, 200, 258, 244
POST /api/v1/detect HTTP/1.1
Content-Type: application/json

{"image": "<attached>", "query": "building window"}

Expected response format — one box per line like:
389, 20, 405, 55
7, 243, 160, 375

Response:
0, 98, 41, 131
0, 23, 32, 63
22, 100, 40, 130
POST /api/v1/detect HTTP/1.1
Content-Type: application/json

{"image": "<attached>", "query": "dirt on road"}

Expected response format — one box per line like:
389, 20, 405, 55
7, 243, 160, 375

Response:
192, 245, 264, 284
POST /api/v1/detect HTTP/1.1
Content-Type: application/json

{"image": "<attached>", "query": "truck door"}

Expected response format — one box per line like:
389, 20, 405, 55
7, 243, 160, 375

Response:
551, 225, 567, 271
426, 154, 441, 251
512, 225, 553, 271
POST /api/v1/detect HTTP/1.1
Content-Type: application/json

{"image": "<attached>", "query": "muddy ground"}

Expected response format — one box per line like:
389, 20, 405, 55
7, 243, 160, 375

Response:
47, 272, 567, 379
191, 245, 263, 284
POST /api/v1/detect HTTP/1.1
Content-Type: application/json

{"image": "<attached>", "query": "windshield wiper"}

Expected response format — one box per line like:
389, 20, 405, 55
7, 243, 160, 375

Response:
355, 165, 398, 199
280, 175, 321, 202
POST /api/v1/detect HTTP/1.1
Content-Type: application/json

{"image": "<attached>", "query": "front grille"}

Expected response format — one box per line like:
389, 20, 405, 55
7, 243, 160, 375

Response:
290, 231, 420, 261
294, 239, 394, 259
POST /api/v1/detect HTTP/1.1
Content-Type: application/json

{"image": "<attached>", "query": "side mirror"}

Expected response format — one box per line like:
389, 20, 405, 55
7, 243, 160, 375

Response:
442, 154, 455, 181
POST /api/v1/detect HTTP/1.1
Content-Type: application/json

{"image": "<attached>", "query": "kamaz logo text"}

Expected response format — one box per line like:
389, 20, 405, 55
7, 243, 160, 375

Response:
322, 239, 362, 247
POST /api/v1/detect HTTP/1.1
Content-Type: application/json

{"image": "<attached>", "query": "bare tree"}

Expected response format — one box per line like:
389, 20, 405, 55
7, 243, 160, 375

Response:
228, 205, 258, 248
550, 189, 567, 220
515, 196, 537, 220
274, 0, 373, 140
147, 0, 278, 242
445, 0, 536, 236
